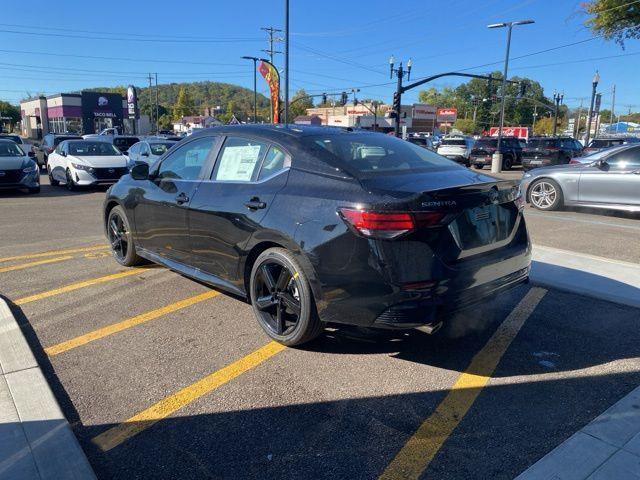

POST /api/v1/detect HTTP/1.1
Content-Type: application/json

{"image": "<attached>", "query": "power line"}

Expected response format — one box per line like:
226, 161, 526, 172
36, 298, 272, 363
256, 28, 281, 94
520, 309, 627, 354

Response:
261, 26, 283, 64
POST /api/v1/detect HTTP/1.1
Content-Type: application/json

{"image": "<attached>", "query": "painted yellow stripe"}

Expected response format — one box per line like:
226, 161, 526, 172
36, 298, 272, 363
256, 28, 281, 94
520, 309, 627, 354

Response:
0, 244, 108, 263
379, 287, 547, 480
0, 255, 73, 274
92, 341, 286, 452
45, 290, 219, 356
14, 268, 150, 306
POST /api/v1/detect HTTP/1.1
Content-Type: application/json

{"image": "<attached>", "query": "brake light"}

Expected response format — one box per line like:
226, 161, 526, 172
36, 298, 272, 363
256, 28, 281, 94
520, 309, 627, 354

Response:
338, 208, 444, 239
569, 158, 581, 164
546, 146, 560, 151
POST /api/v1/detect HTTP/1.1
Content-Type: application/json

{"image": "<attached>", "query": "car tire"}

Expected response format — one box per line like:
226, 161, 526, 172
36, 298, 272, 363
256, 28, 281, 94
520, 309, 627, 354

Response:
65, 168, 77, 191
106, 205, 144, 267
503, 155, 513, 170
473, 164, 483, 169
250, 247, 323, 347
28, 186, 40, 194
528, 178, 564, 211
48, 165, 60, 186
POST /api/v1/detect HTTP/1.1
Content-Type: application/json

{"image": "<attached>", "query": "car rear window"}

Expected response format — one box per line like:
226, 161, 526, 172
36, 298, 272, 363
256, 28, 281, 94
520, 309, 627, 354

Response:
589, 139, 622, 148
440, 139, 467, 146
475, 138, 497, 148
150, 142, 176, 156
114, 137, 140, 150
301, 133, 457, 176
0, 135, 22, 144
527, 139, 558, 148
54, 136, 81, 146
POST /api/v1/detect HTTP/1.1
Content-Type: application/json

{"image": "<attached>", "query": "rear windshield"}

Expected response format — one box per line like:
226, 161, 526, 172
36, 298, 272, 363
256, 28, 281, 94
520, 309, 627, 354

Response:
0, 135, 21, 144
150, 142, 176, 155
54, 136, 81, 146
589, 139, 623, 148
527, 139, 558, 148
114, 137, 140, 150
68, 141, 121, 156
440, 139, 467, 146
300, 133, 457, 176
0, 142, 25, 156
475, 138, 497, 148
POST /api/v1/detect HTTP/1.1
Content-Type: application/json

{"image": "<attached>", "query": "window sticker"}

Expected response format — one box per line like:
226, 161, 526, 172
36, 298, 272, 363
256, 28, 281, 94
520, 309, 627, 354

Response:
216, 145, 262, 181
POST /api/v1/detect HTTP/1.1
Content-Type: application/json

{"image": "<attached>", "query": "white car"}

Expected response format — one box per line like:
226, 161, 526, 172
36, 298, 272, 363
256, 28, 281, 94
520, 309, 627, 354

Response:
127, 138, 178, 165
47, 139, 129, 190
437, 136, 475, 167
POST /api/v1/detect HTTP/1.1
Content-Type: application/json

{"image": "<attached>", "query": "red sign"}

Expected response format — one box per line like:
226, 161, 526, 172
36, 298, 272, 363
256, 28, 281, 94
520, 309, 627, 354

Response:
488, 126, 529, 140
258, 60, 280, 123
436, 107, 457, 122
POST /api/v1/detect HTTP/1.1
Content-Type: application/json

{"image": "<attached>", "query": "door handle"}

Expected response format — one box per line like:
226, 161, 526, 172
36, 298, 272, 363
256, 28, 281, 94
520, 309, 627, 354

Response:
175, 192, 190, 204
244, 197, 266, 210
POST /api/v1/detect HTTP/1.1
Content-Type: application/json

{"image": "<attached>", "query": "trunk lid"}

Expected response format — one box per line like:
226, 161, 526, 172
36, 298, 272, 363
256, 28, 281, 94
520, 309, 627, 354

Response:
360, 171, 522, 263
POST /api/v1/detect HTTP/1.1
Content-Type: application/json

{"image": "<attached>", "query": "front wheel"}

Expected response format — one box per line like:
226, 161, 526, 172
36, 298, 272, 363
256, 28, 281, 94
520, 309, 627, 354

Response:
473, 164, 483, 169
250, 248, 323, 346
106, 205, 143, 266
503, 155, 513, 170
48, 165, 60, 186
65, 168, 77, 191
529, 178, 563, 211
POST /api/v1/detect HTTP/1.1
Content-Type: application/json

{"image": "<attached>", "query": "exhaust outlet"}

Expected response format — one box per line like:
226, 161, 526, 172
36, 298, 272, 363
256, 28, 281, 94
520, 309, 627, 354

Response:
416, 321, 443, 335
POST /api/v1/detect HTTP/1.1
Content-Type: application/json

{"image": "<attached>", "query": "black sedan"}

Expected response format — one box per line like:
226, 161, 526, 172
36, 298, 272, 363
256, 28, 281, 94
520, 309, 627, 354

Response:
103, 125, 531, 346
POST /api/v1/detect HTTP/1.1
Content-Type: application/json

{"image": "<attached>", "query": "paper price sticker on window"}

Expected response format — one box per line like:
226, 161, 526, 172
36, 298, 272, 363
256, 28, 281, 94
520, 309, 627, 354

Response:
216, 145, 262, 181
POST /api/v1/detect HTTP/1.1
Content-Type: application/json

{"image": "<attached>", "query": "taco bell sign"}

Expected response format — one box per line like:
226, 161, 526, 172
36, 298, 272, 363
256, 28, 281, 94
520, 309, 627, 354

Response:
127, 85, 139, 119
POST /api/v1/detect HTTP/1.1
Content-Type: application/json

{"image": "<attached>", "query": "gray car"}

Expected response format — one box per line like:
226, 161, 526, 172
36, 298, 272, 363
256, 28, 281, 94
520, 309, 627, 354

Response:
520, 144, 640, 212
0, 139, 40, 193
126, 138, 178, 165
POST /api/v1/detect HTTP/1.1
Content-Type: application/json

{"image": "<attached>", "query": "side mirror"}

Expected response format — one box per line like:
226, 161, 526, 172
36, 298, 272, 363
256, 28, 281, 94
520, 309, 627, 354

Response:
61, 151, 67, 157
130, 161, 149, 180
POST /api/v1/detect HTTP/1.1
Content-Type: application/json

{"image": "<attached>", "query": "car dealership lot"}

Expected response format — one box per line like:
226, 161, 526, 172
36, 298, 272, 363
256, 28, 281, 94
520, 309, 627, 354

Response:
1, 175, 639, 479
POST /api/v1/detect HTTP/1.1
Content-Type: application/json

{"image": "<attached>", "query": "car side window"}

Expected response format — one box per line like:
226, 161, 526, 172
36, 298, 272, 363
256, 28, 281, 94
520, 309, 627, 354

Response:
129, 143, 139, 156
258, 145, 290, 181
55, 141, 64, 154
212, 137, 268, 182
157, 136, 215, 180
605, 147, 640, 171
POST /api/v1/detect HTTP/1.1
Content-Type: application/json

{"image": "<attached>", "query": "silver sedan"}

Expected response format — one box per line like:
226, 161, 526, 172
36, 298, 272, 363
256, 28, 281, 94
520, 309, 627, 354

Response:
520, 144, 640, 212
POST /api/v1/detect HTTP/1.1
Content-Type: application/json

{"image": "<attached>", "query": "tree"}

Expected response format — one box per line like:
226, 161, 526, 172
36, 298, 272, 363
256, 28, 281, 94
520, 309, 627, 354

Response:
533, 116, 555, 135
172, 87, 196, 120
288, 89, 314, 119
453, 118, 477, 135
583, 0, 640, 46
0, 101, 20, 131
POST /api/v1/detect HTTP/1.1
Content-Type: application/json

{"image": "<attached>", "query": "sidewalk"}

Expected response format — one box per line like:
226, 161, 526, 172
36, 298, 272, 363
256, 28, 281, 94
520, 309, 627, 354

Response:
517, 385, 640, 479
0, 298, 95, 480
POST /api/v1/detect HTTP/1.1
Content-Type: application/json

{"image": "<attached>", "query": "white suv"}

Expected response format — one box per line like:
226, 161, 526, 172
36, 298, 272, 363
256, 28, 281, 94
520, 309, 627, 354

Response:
437, 136, 474, 167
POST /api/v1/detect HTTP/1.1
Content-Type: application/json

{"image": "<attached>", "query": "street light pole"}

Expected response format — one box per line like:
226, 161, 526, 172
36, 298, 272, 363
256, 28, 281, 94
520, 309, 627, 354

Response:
552, 92, 563, 137
585, 71, 600, 146
241, 56, 259, 123
488, 19, 534, 173
389, 55, 412, 137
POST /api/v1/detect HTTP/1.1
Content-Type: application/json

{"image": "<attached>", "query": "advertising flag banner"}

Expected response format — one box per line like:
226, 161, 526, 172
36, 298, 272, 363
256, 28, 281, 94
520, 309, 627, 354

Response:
258, 60, 280, 123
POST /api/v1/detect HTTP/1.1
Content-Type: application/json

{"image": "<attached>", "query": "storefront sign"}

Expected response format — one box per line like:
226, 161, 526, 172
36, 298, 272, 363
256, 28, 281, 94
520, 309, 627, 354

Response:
93, 111, 117, 117
127, 85, 139, 119
412, 104, 436, 120
436, 108, 457, 122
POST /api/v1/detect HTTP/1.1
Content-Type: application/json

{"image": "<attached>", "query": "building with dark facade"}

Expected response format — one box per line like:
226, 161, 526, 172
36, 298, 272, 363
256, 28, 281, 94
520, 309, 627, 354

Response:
20, 91, 148, 139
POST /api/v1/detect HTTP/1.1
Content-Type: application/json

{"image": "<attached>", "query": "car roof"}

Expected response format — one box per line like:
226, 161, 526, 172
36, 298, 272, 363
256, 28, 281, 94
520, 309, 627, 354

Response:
189, 124, 373, 141
0, 138, 19, 143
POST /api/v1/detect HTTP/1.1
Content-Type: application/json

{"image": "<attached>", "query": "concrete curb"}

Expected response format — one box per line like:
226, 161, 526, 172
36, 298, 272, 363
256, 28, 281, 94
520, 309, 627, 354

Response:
530, 245, 640, 310
516, 385, 640, 479
0, 298, 96, 480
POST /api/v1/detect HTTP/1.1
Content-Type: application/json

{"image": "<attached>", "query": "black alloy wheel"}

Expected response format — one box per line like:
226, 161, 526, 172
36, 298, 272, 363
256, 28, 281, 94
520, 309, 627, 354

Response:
65, 168, 77, 191
503, 155, 513, 170
106, 206, 143, 266
250, 248, 322, 346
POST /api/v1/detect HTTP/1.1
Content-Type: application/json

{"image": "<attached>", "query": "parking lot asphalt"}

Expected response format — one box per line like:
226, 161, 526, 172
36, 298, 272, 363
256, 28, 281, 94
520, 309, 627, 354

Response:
1, 173, 639, 479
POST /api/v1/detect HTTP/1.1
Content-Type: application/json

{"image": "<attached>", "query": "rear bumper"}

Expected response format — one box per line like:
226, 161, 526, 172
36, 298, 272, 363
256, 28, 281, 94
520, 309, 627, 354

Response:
315, 220, 532, 330
521, 157, 558, 169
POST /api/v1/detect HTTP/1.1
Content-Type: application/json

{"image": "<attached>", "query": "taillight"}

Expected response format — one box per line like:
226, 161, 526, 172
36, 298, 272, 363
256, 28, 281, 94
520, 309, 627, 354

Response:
569, 158, 581, 164
338, 208, 444, 239
546, 146, 560, 151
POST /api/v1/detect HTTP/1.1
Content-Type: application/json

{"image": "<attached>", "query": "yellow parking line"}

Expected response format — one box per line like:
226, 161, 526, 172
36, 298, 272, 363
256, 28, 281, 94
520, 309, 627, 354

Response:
0, 255, 73, 274
14, 268, 150, 306
379, 287, 547, 480
45, 290, 220, 356
0, 244, 108, 263
92, 341, 286, 452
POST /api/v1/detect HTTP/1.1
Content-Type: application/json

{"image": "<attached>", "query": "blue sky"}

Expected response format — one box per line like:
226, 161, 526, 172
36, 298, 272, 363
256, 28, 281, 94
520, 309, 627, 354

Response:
1, 0, 638, 111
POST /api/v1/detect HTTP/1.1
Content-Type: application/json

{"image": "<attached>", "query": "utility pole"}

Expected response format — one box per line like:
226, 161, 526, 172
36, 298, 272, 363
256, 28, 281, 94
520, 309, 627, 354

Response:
532, 104, 538, 134
283, 0, 289, 124
155, 73, 159, 134
147, 73, 155, 134
241, 56, 259, 123
574, 98, 583, 139
585, 71, 599, 147
487, 19, 534, 173
261, 27, 283, 64
610, 84, 616, 127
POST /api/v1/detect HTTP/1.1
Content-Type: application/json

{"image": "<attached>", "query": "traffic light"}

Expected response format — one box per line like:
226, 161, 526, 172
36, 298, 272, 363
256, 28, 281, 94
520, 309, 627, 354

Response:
518, 82, 527, 98
392, 91, 401, 116
340, 91, 348, 106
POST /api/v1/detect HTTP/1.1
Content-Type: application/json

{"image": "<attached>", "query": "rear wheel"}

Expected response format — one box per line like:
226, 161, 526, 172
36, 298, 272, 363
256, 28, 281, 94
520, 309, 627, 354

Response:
529, 178, 563, 211
503, 155, 513, 170
107, 205, 143, 266
250, 248, 323, 346
473, 164, 483, 169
